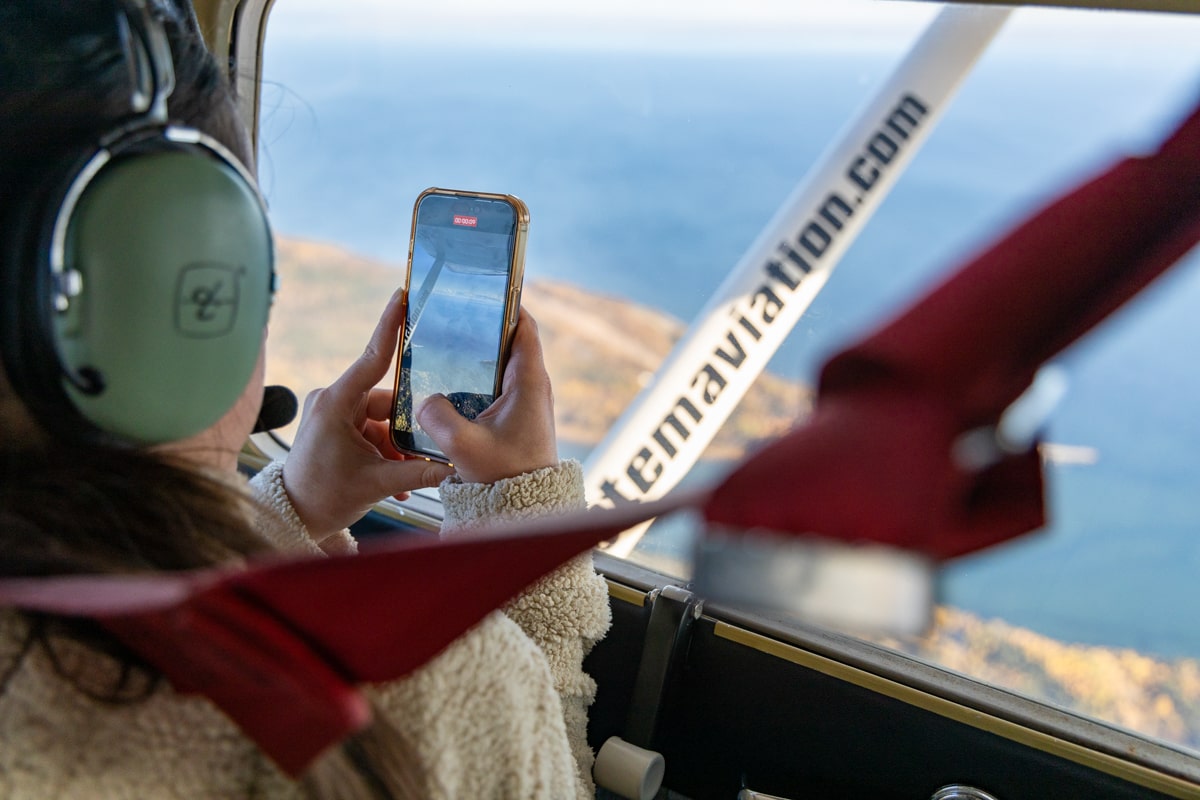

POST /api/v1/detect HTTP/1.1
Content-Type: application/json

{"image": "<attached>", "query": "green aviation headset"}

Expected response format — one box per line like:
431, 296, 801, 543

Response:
0, 0, 275, 445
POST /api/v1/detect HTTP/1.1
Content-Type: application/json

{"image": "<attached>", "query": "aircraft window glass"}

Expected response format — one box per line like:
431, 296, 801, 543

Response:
259, 0, 1200, 756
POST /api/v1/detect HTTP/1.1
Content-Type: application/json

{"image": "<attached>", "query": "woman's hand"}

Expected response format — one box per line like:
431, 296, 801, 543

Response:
283, 291, 455, 542
416, 308, 559, 485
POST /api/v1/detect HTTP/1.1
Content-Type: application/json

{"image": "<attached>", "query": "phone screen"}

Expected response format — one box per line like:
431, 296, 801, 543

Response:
391, 191, 525, 460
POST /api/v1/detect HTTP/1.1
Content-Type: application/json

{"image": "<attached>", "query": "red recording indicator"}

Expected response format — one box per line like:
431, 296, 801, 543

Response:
453, 215, 478, 227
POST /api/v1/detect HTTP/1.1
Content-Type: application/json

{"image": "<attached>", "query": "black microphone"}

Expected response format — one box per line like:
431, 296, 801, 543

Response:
253, 385, 298, 434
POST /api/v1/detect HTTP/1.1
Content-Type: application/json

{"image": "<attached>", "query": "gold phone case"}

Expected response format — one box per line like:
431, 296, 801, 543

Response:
389, 187, 529, 462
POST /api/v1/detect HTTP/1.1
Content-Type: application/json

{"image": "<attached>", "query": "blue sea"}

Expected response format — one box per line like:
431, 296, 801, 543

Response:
258, 27, 1200, 660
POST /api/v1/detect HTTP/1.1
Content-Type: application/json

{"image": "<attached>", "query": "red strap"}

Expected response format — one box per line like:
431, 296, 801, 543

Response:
0, 494, 688, 774
706, 99, 1200, 559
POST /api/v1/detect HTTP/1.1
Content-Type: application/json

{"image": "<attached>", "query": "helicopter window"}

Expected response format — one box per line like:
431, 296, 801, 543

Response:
258, 0, 1200, 758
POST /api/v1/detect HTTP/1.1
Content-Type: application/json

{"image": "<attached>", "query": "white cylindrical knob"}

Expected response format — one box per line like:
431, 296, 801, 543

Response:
593, 736, 665, 800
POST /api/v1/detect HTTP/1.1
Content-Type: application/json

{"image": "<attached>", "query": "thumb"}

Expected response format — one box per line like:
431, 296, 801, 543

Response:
416, 393, 477, 458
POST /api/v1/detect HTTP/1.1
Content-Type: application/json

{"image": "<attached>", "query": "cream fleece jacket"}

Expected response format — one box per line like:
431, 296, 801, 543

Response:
0, 459, 611, 799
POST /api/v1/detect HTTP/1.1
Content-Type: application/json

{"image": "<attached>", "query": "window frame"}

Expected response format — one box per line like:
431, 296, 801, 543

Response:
229, 1, 1200, 787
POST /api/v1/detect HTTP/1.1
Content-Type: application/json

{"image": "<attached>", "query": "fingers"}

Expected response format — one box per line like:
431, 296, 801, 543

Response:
361, 387, 402, 457
364, 387, 395, 422
329, 290, 405, 403
502, 308, 549, 396
377, 456, 454, 494
362, 417, 403, 459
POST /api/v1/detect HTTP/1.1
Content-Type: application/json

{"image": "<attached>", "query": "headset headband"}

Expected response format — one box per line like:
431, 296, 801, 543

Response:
119, 0, 175, 124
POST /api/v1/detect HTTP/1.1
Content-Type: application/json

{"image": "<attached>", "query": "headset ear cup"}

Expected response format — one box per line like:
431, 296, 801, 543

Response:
0, 144, 101, 440
53, 146, 273, 444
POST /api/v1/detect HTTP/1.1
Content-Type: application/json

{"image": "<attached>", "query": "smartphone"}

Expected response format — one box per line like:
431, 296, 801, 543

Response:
389, 188, 529, 462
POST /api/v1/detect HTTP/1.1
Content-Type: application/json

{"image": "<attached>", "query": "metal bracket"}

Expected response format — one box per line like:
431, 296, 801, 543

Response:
623, 585, 703, 750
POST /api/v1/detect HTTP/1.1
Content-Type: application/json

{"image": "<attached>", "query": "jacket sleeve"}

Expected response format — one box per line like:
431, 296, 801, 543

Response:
438, 460, 613, 796
247, 460, 359, 557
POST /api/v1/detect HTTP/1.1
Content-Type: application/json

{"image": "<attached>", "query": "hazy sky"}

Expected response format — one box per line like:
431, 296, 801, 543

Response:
265, 1, 1200, 56
265, 0, 920, 49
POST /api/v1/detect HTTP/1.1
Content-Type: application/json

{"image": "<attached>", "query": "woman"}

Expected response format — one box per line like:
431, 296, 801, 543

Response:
0, 2, 610, 798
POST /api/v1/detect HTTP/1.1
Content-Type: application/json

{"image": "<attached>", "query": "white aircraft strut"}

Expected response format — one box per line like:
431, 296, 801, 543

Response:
582, 5, 1014, 558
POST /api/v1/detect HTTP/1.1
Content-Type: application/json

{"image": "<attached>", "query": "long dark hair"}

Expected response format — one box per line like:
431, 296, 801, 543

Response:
0, 3, 423, 797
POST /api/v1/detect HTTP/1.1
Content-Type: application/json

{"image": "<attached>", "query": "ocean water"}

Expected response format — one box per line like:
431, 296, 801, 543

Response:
258, 36, 1200, 659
